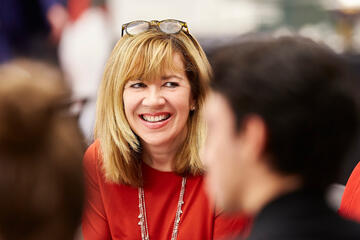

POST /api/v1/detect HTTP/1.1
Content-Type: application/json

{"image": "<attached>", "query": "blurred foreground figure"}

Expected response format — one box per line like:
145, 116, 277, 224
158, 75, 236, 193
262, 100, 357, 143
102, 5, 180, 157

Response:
203, 36, 360, 240
0, 59, 85, 240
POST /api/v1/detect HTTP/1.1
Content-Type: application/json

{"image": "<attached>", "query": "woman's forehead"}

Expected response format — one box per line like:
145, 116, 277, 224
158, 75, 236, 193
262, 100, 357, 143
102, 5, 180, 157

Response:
125, 52, 186, 82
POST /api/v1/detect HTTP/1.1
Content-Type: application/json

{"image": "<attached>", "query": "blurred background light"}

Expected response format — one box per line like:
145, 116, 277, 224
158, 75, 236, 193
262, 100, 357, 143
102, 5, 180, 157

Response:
337, 0, 360, 8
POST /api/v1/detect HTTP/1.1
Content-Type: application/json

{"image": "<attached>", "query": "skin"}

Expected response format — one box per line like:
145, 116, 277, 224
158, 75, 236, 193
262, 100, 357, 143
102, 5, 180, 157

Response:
123, 52, 194, 172
202, 92, 301, 214
202, 92, 247, 211
47, 4, 68, 44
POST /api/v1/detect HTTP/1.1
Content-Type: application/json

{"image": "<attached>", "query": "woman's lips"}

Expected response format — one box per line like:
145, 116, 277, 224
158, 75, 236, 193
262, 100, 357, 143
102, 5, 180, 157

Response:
139, 112, 172, 129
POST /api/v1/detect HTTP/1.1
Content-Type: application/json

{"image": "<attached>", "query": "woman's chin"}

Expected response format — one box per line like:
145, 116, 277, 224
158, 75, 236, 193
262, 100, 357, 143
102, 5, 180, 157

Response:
139, 128, 187, 150
141, 136, 172, 148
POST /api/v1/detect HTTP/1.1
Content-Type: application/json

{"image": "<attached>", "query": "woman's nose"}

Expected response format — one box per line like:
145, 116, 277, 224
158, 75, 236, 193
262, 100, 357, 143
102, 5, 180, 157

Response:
142, 87, 165, 107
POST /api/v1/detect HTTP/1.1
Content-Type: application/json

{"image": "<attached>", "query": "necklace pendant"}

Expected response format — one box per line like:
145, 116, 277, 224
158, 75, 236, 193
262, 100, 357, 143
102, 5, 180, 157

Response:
138, 177, 186, 240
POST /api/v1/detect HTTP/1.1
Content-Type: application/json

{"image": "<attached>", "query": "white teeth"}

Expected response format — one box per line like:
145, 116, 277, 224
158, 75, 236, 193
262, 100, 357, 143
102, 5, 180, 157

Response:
142, 114, 169, 122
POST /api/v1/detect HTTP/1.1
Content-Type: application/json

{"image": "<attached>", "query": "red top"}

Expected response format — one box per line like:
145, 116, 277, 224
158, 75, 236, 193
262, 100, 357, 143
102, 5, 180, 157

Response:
339, 161, 360, 222
82, 141, 250, 240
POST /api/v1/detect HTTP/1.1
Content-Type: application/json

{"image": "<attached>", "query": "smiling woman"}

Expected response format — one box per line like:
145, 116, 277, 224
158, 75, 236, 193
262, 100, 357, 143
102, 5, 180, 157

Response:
97, 27, 208, 186
82, 19, 250, 240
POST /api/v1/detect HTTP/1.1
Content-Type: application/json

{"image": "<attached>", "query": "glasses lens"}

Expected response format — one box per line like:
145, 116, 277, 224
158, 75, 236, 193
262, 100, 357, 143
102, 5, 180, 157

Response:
159, 21, 182, 34
126, 21, 150, 35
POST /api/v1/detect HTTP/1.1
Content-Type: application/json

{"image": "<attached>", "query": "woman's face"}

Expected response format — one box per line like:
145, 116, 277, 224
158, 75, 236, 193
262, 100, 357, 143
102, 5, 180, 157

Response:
123, 52, 194, 149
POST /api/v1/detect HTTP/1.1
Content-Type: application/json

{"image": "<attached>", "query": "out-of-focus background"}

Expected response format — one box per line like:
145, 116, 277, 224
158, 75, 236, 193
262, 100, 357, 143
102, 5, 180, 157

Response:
1, 0, 360, 210
108, 0, 360, 51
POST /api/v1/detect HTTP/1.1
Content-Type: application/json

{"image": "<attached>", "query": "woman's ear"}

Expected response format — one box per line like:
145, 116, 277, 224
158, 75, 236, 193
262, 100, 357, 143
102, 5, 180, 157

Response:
190, 98, 196, 111
237, 114, 267, 164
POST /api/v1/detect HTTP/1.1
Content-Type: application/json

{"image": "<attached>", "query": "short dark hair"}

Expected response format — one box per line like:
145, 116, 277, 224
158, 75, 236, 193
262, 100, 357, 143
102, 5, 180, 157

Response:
210, 36, 358, 190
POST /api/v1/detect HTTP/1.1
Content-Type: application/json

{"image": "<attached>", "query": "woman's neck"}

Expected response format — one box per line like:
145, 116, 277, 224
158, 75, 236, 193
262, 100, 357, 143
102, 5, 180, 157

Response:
142, 129, 187, 172
142, 147, 177, 172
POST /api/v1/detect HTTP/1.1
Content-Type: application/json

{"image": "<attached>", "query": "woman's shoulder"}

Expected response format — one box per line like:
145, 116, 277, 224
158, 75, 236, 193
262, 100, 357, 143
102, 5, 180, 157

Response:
339, 161, 360, 222
83, 140, 102, 173
85, 139, 100, 155
186, 172, 205, 185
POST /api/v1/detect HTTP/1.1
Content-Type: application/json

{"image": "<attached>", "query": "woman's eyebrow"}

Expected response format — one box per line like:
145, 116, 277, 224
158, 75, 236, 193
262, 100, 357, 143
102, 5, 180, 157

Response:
127, 78, 144, 83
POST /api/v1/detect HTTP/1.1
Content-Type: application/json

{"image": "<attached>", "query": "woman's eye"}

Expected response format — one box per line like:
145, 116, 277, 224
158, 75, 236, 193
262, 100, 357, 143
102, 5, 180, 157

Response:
163, 82, 179, 88
130, 82, 146, 88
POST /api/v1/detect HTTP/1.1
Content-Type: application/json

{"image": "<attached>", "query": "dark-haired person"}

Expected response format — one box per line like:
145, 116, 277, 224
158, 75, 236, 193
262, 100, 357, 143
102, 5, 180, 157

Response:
0, 59, 85, 240
202, 36, 360, 240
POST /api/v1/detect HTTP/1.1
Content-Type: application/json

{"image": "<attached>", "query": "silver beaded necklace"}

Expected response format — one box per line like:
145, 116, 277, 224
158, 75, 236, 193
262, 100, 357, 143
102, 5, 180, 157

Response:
138, 177, 187, 240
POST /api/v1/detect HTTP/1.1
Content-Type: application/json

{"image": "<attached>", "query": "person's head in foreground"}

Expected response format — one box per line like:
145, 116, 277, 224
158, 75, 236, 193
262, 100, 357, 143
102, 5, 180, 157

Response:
0, 59, 85, 240
203, 36, 360, 239
96, 19, 211, 186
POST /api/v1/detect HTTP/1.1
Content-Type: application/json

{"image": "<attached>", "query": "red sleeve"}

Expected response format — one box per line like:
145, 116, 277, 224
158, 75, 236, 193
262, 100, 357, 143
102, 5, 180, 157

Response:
82, 141, 111, 240
339, 161, 360, 222
213, 210, 252, 240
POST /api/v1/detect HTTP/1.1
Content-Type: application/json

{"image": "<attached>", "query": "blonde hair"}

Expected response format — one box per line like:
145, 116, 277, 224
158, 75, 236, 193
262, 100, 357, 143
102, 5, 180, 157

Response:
95, 30, 211, 186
